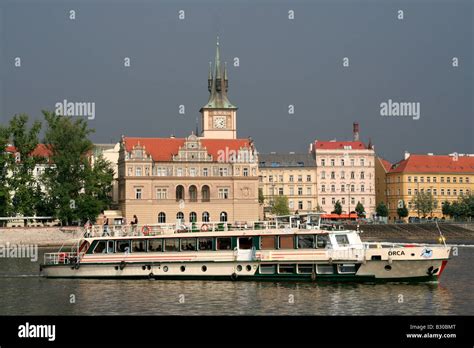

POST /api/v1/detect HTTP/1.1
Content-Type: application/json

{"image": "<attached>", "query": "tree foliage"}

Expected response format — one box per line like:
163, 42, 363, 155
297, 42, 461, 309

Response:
355, 201, 365, 217
332, 200, 342, 215
376, 201, 389, 217
397, 200, 409, 219
271, 195, 290, 216
411, 192, 437, 218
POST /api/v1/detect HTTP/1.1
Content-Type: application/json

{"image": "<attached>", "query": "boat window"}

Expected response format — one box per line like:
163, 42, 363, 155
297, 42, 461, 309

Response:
259, 264, 276, 274
107, 240, 114, 253
148, 239, 163, 252
316, 264, 334, 274
260, 236, 276, 250
132, 240, 147, 252
116, 240, 131, 253
279, 235, 295, 249
278, 264, 296, 274
216, 238, 232, 250
165, 238, 180, 252
238, 237, 253, 250
181, 238, 197, 251
297, 264, 313, 274
198, 238, 213, 251
93, 241, 107, 254
316, 234, 330, 248
335, 235, 350, 247
338, 264, 357, 274
297, 235, 314, 249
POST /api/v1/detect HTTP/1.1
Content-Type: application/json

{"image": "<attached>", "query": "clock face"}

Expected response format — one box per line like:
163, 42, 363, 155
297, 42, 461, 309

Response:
213, 116, 226, 129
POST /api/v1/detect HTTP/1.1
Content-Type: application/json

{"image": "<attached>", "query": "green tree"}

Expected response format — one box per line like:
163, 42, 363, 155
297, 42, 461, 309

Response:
355, 201, 365, 217
441, 200, 451, 217
258, 188, 264, 204
396, 200, 409, 219
332, 200, 342, 215
8, 114, 42, 219
376, 201, 388, 217
42, 111, 103, 225
271, 195, 290, 216
0, 125, 12, 223
411, 192, 437, 218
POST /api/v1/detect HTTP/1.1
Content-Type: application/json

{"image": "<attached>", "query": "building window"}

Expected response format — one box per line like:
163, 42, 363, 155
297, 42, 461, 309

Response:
321, 185, 325, 193
298, 187, 303, 195
279, 175, 283, 182
176, 185, 185, 201
331, 197, 335, 204
453, 177, 457, 183
157, 167, 166, 176
434, 189, 437, 195
135, 167, 142, 176
177, 168, 183, 177
158, 212, 166, 223
441, 177, 444, 183
243, 168, 249, 176
427, 176, 431, 183
176, 212, 184, 222
360, 172, 365, 179
202, 212, 210, 222
289, 200, 294, 209
441, 189, 444, 195
289, 187, 294, 195
298, 201, 303, 210
351, 197, 355, 205
321, 159, 325, 166
414, 176, 418, 183
459, 177, 463, 183
190, 168, 197, 177
350, 159, 355, 166
220, 212, 228, 222
189, 185, 198, 202
306, 175, 311, 182
466, 177, 469, 183
361, 185, 365, 192
322, 198, 326, 205
342, 197, 345, 204
189, 212, 197, 223
447, 177, 451, 183
218, 188, 229, 199
331, 185, 335, 193
341, 171, 345, 179
202, 185, 210, 202
331, 159, 335, 166
341, 185, 345, 192
408, 176, 412, 182
350, 184, 355, 192
447, 189, 451, 196
298, 175, 302, 182
341, 159, 345, 166
330, 172, 335, 179
307, 201, 312, 210
408, 189, 412, 195
433, 177, 437, 183
453, 189, 457, 196
321, 172, 326, 179
279, 188, 284, 195
306, 187, 311, 195
219, 167, 228, 176
156, 188, 167, 199
420, 177, 424, 183
350, 172, 355, 179
135, 188, 142, 199
360, 159, 365, 166
289, 175, 294, 182
203, 168, 208, 177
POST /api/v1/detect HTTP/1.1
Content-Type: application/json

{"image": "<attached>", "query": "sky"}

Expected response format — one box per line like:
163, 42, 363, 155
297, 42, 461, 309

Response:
1, 0, 472, 163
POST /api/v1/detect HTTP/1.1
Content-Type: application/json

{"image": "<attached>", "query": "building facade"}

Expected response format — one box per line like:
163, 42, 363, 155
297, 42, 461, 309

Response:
258, 153, 317, 215
310, 123, 376, 217
117, 39, 259, 225
374, 156, 392, 207
384, 152, 474, 220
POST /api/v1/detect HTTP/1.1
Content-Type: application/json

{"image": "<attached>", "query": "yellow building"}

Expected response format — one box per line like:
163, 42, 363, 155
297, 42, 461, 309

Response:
383, 152, 474, 221
258, 153, 318, 216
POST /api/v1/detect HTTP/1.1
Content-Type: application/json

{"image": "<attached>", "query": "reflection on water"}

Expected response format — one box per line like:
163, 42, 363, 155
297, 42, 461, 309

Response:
0, 248, 472, 315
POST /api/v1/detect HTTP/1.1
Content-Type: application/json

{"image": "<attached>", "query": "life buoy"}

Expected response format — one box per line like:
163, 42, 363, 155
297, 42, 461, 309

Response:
142, 225, 150, 236
201, 224, 209, 232
58, 252, 68, 264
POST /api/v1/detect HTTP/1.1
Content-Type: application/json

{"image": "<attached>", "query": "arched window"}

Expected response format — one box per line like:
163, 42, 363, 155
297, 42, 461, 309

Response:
176, 212, 184, 222
220, 211, 228, 222
189, 212, 197, 223
176, 185, 185, 201
202, 211, 210, 222
202, 185, 210, 202
189, 185, 197, 202
158, 212, 166, 223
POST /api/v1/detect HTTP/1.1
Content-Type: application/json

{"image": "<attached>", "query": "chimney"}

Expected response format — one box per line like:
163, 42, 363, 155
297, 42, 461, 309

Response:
404, 151, 410, 160
353, 122, 359, 141
170, 134, 175, 139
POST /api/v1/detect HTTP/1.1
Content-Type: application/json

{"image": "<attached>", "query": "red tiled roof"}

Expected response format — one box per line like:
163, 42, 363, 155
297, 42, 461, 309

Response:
378, 157, 392, 172
5, 144, 52, 157
314, 140, 367, 150
123, 137, 251, 162
389, 154, 474, 174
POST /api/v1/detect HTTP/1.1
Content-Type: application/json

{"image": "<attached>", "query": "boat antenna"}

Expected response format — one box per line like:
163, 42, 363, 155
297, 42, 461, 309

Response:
435, 220, 447, 247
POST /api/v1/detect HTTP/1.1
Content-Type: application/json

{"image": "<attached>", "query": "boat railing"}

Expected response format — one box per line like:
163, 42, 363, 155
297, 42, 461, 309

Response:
43, 251, 84, 265
81, 220, 294, 238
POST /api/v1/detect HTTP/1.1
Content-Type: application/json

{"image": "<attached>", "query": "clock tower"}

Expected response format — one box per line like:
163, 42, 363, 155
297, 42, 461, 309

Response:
200, 37, 237, 139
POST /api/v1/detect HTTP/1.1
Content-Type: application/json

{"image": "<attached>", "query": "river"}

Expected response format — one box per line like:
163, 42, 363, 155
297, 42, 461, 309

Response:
0, 247, 473, 315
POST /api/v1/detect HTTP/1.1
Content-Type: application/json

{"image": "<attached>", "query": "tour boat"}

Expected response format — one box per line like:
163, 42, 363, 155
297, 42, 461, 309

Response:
40, 215, 451, 282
